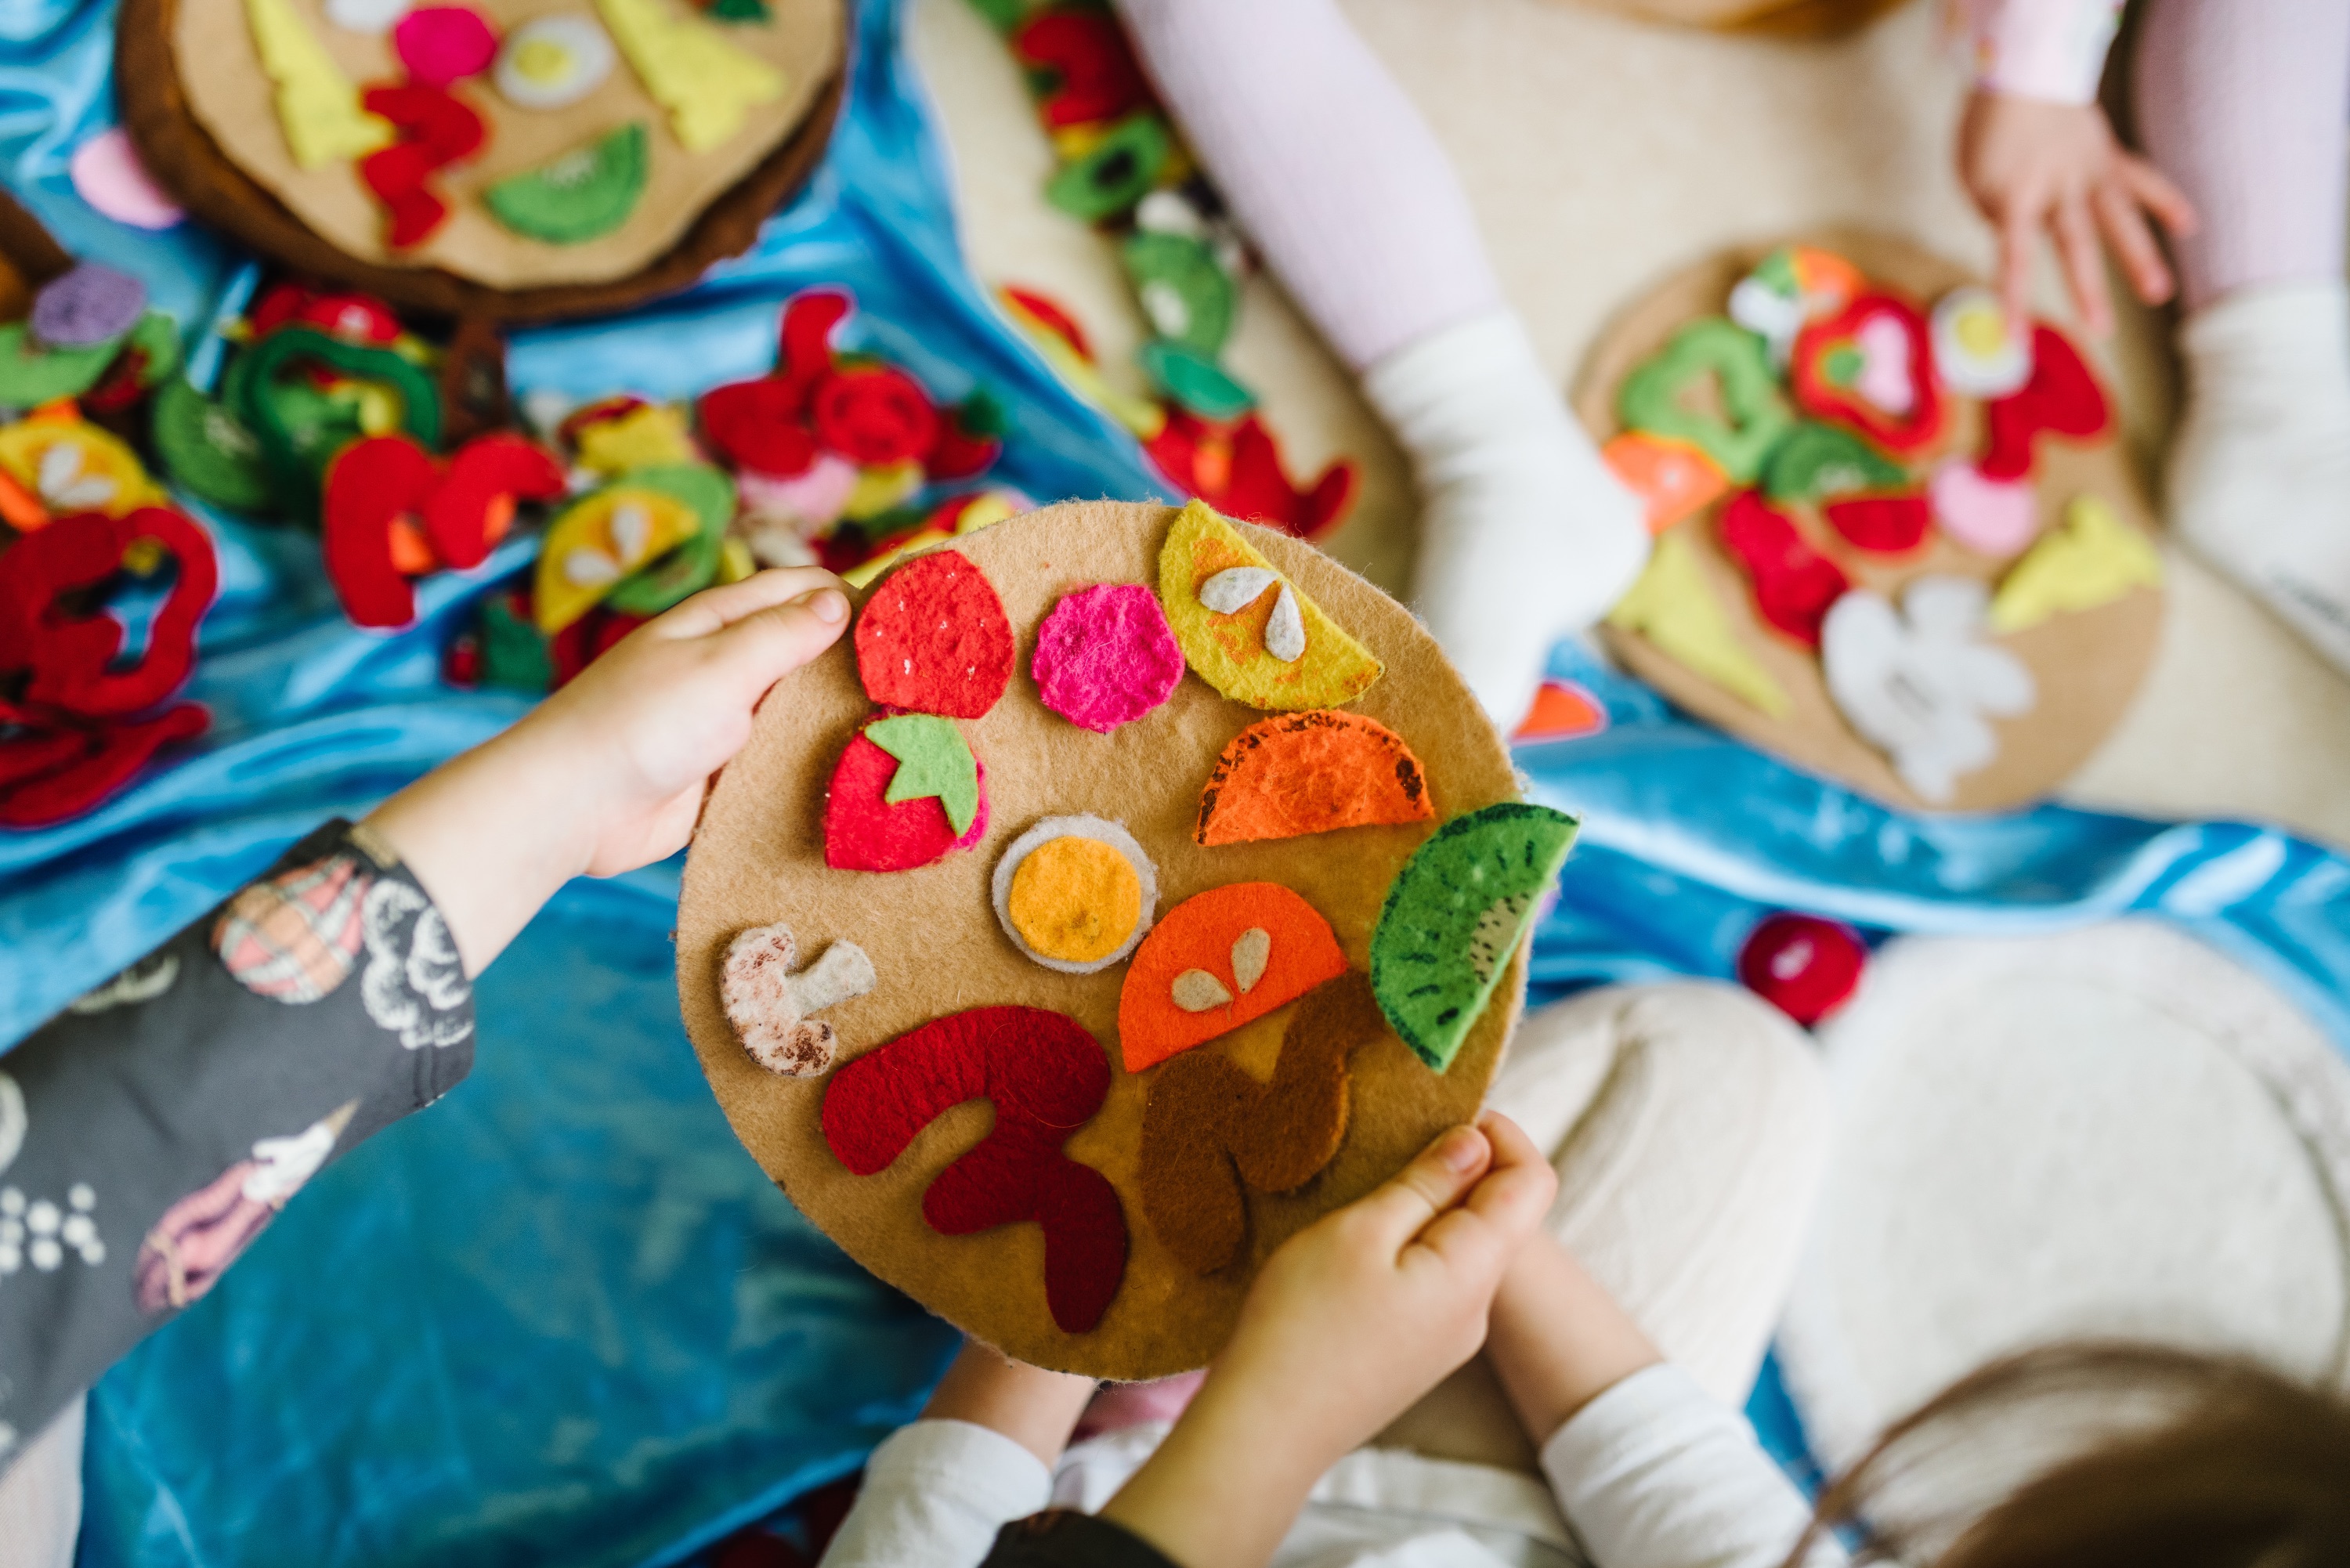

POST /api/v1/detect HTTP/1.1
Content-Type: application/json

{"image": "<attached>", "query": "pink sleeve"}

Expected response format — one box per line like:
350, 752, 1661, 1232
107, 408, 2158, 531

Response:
1960, 0, 2124, 105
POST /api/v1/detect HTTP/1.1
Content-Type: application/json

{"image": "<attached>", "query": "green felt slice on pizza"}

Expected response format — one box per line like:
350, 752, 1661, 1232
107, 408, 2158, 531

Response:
485, 124, 651, 246
1371, 803, 1579, 1071
1762, 421, 1907, 504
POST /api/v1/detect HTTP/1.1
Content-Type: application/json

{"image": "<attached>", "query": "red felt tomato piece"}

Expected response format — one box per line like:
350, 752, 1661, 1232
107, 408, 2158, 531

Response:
1979, 324, 2112, 482
0, 507, 218, 718
0, 703, 208, 827
1823, 493, 1931, 554
1011, 9, 1150, 129
1716, 491, 1849, 649
699, 378, 820, 478
812, 365, 941, 467
776, 289, 853, 410
853, 550, 1015, 718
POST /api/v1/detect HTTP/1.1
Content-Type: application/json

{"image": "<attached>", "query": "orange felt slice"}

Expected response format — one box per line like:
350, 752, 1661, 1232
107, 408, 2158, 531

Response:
1118, 883, 1348, 1074
1601, 432, 1728, 535
1511, 678, 1609, 742
1193, 710, 1434, 847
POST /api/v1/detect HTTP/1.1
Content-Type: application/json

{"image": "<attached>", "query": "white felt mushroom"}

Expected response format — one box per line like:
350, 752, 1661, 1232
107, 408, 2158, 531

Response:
1820, 576, 2036, 804
721, 924, 877, 1076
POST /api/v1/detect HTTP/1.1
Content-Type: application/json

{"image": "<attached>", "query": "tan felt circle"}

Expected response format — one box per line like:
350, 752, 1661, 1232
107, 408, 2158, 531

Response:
119, 0, 844, 318
1574, 230, 2163, 815
677, 501, 1527, 1381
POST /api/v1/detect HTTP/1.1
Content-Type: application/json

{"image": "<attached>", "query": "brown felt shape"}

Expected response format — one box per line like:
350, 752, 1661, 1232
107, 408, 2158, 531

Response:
117, 0, 844, 319
674, 501, 1523, 1381
1138, 970, 1391, 1276
1575, 230, 2164, 814
1194, 709, 1433, 847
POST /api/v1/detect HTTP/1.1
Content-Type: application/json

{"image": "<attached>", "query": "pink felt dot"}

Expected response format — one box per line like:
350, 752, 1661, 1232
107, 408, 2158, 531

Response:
393, 5, 500, 88
70, 130, 183, 231
1930, 458, 2039, 558
1031, 583, 1184, 734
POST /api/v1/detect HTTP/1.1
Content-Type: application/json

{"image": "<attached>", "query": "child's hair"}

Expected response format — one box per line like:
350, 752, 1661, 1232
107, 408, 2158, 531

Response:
1784, 1342, 2350, 1568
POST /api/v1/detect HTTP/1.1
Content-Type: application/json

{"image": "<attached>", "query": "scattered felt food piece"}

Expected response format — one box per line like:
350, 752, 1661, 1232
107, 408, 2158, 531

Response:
1124, 231, 1235, 359
1616, 316, 1794, 486
323, 432, 564, 628
1820, 577, 2035, 804
814, 365, 938, 466
1979, 325, 2111, 482
533, 482, 702, 634
1139, 970, 1390, 1276
1045, 112, 1169, 222
1791, 293, 1944, 455
0, 324, 125, 406
1718, 491, 1849, 650
0, 506, 218, 719
0, 416, 164, 520
855, 549, 1015, 718
1512, 677, 1609, 743
1029, 583, 1184, 733
1010, 7, 1147, 129
598, 464, 735, 618
1988, 495, 2163, 634
1603, 432, 1730, 534
866, 714, 980, 834
1726, 244, 1863, 363
0, 704, 211, 828
822, 722, 989, 873
70, 130, 185, 231
596, 0, 784, 153
820, 1006, 1126, 1335
484, 123, 649, 244
1762, 422, 1907, 506
1607, 528, 1793, 717
1158, 500, 1382, 710
1119, 882, 1348, 1074
1139, 339, 1254, 421
244, 0, 395, 168
31, 264, 146, 349
1737, 912, 1864, 1026
1929, 286, 2031, 399
573, 399, 697, 475
357, 83, 486, 249
1823, 492, 1931, 555
721, 923, 874, 1076
1929, 459, 2038, 558
391, 4, 499, 87
991, 815, 1157, 974
1369, 802, 1578, 1072
493, 12, 616, 107
1193, 709, 1432, 847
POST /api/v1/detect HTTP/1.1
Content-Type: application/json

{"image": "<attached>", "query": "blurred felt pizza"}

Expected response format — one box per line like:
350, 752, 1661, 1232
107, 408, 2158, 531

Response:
116, 0, 845, 319
1577, 232, 2163, 813
676, 500, 1574, 1379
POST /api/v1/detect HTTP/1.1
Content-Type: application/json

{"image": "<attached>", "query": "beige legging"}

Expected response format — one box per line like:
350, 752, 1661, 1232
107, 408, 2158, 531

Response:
0, 1396, 80, 1568
1379, 980, 1835, 1471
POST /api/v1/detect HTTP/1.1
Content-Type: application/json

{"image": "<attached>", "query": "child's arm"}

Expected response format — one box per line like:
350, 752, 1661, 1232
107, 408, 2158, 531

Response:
0, 569, 848, 1469
1956, 0, 2197, 335
1487, 1230, 1842, 1568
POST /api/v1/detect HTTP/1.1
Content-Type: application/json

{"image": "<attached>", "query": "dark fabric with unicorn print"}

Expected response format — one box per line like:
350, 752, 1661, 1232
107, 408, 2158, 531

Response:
0, 818, 472, 1472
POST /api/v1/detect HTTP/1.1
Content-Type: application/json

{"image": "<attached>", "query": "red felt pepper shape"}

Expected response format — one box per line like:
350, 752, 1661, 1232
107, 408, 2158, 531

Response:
1823, 492, 1931, 555
1144, 408, 1356, 542
812, 364, 941, 467
253, 284, 403, 345
0, 508, 219, 717
699, 378, 819, 478
0, 703, 208, 828
1011, 9, 1150, 129
323, 433, 566, 628
359, 84, 486, 250
1979, 325, 2111, 482
776, 290, 853, 410
1790, 293, 1946, 456
922, 403, 1002, 482
1717, 491, 1849, 649
822, 1005, 1127, 1335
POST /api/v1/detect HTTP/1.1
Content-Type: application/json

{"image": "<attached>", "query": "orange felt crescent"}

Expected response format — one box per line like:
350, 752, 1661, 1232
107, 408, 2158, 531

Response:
1117, 883, 1349, 1074
1193, 710, 1434, 847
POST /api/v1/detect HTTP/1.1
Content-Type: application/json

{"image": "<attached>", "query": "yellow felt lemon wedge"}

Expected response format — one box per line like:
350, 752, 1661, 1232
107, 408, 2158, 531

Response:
1157, 500, 1381, 710
534, 484, 701, 634
574, 402, 698, 476
1989, 494, 2164, 634
0, 415, 164, 519
245, 0, 394, 169
1607, 529, 1791, 718
596, 0, 785, 154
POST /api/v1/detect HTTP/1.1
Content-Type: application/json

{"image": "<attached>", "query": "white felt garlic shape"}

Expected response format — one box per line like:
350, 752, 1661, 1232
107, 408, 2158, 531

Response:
1820, 576, 2036, 804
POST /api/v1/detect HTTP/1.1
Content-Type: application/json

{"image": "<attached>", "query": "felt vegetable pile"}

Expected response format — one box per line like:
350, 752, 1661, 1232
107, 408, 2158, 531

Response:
692, 499, 1574, 1358
1593, 239, 2165, 811
967, 0, 1358, 542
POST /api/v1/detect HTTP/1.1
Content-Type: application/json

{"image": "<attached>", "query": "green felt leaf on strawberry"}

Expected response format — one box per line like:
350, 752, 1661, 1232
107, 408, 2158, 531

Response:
866, 713, 980, 835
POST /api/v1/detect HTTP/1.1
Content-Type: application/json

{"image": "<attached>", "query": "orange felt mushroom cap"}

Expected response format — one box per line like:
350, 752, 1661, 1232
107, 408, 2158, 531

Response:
1118, 883, 1348, 1074
1194, 710, 1434, 847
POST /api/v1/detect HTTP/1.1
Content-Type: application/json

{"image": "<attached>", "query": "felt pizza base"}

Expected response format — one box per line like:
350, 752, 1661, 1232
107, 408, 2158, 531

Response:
1576, 231, 2163, 815
116, 0, 844, 319
675, 500, 1525, 1381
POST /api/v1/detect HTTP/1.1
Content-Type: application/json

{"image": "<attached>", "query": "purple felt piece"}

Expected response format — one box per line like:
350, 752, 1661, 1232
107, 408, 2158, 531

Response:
31, 264, 146, 349
1030, 583, 1184, 733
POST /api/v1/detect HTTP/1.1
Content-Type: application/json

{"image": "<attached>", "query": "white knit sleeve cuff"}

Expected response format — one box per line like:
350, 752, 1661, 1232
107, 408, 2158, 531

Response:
818, 1420, 1054, 1568
1963, 0, 2122, 106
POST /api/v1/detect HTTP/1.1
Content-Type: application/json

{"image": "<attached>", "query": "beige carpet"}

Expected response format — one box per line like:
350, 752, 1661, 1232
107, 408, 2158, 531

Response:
909, 0, 2350, 848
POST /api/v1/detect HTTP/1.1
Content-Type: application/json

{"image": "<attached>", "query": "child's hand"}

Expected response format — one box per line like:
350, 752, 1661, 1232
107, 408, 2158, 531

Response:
1101, 1113, 1556, 1568
919, 1339, 1098, 1466
1956, 89, 2198, 337
367, 568, 849, 974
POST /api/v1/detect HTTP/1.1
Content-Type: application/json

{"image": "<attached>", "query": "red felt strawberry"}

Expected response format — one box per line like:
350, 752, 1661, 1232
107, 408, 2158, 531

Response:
1979, 324, 2111, 482
321, 433, 566, 629
812, 365, 940, 467
1791, 293, 1945, 456
1717, 490, 1849, 649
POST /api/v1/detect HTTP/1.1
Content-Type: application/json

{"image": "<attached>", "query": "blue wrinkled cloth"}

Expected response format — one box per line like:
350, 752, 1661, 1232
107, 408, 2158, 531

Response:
1, 0, 2346, 1558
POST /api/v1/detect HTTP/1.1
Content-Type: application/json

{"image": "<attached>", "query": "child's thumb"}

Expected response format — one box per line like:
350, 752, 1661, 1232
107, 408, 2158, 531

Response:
1349, 1125, 1492, 1253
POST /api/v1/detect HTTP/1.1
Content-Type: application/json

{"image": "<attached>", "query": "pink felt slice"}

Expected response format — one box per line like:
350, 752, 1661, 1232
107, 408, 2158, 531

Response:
393, 5, 500, 88
1031, 583, 1184, 733
1929, 459, 2039, 558
738, 452, 860, 529
70, 131, 183, 231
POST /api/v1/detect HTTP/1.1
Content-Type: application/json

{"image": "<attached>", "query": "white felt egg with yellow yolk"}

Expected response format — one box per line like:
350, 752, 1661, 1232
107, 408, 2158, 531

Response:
1930, 286, 2033, 399
494, 14, 616, 110
991, 815, 1159, 975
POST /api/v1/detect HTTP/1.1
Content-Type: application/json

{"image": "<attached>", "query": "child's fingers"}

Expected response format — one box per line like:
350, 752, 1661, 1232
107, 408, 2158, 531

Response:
2053, 193, 2112, 337
696, 587, 855, 703
1343, 1125, 1494, 1255
2118, 152, 2200, 238
653, 568, 847, 641
1407, 1115, 1558, 1274
2094, 179, 2175, 306
1997, 201, 2042, 330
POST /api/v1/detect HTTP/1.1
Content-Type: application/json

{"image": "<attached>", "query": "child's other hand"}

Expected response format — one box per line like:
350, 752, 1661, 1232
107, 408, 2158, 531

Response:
519, 568, 850, 877
1101, 1113, 1556, 1567
1956, 89, 2198, 338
